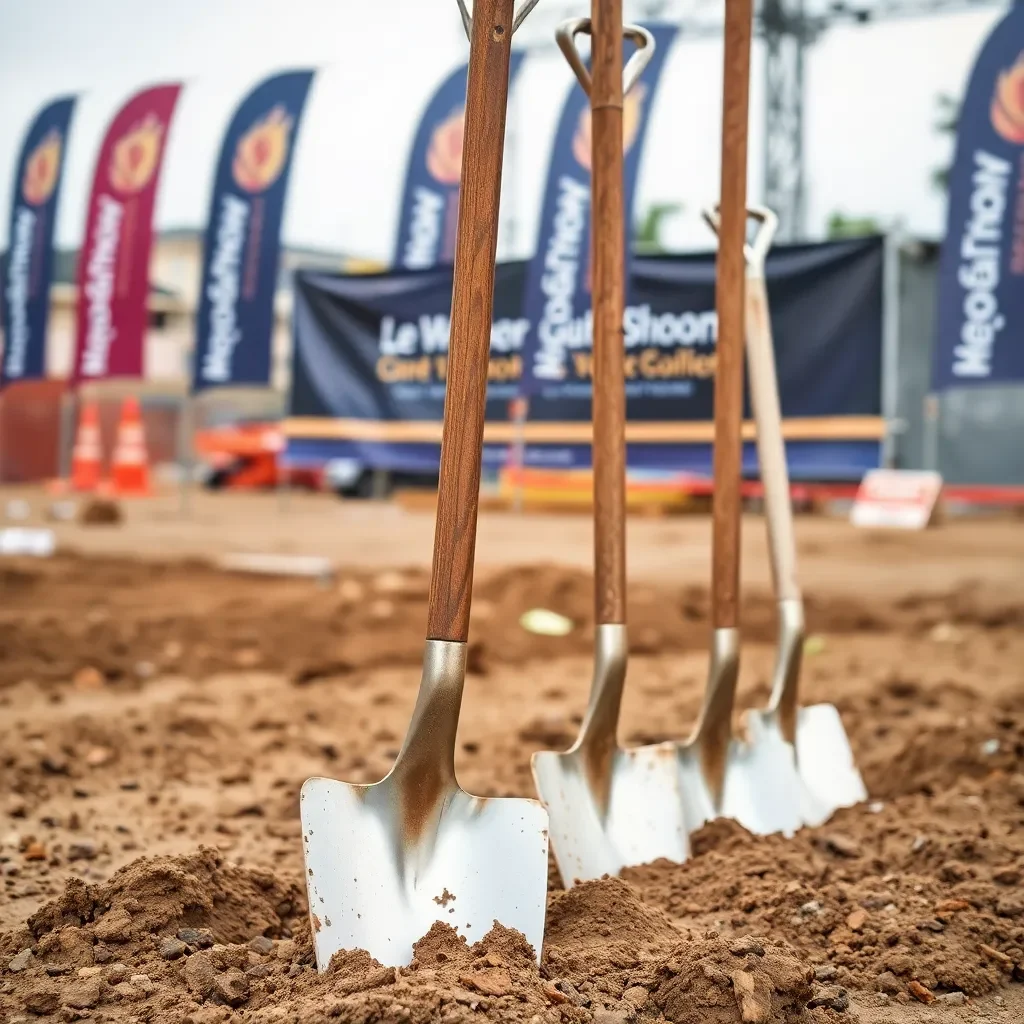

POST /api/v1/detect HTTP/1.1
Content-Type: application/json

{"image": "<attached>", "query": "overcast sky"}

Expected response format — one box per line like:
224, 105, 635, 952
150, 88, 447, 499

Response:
0, 0, 1005, 260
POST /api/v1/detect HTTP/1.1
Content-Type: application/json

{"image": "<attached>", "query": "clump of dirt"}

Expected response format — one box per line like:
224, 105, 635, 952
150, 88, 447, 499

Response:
78, 500, 123, 526
3, 848, 303, 956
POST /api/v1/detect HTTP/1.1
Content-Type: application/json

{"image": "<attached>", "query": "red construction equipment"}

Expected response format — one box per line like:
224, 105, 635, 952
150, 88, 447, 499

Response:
106, 397, 151, 496
70, 400, 103, 492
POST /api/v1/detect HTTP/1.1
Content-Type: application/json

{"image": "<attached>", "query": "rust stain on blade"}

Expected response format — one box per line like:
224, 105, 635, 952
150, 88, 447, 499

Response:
398, 756, 448, 842
581, 736, 615, 815
312, 913, 322, 933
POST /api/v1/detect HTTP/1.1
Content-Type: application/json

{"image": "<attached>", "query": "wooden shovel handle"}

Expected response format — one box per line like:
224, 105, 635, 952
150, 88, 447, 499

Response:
711, 0, 753, 629
591, 0, 627, 626
426, 0, 515, 643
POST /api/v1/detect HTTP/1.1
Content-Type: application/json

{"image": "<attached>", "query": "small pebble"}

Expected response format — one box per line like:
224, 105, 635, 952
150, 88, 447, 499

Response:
106, 963, 129, 985
248, 936, 274, 956
212, 968, 250, 1008
9, 949, 34, 972
130, 973, 155, 995
177, 927, 215, 949
68, 840, 98, 861
937, 991, 967, 1005
808, 985, 850, 1012
159, 937, 188, 961
814, 965, 838, 982
729, 936, 765, 957
800, 900, 823, 915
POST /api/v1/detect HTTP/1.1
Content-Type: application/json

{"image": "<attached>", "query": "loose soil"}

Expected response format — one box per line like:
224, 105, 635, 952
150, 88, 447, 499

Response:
1, 501, 1022, 1023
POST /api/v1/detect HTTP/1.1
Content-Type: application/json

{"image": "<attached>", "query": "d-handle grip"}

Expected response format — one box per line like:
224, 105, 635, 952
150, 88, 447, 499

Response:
457, 0, 539, 40
702, 203, 779, 276
555, 18, 655, 97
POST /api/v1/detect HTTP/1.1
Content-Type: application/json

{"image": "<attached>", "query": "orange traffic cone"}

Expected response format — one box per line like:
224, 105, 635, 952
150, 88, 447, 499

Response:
107, 397, 150, 497
70, 400, 103, 492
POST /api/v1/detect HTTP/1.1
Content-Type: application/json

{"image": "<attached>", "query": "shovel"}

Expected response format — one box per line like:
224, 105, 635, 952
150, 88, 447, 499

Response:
703, 203, 867, 829
531, 8, 688, 887
673, 0, 804, 841
300, 0, 549, 971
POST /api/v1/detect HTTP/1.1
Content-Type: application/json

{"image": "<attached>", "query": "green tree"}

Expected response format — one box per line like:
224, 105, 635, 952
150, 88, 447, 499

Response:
826, 212, 882, 239
633, 202, 682, 253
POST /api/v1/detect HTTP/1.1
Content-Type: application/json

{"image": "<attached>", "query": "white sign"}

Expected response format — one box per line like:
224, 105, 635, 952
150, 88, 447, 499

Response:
0, 528, 56, 556
850, 470, 943, 530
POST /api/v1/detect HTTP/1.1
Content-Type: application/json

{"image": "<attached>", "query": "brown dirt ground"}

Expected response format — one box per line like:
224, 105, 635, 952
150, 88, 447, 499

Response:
1, 493, 1023, 1023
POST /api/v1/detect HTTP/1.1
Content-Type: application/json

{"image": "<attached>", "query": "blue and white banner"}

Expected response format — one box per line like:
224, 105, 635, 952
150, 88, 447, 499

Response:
518, 23, 678, 395
392, 53, 526, 269
1, 96, 75, 387
192, 70, 314, 392
933, 5, 1024, 390
286, 237, 886, 481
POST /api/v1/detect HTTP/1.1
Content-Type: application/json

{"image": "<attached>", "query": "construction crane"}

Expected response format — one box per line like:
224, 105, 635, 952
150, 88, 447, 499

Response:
513, 0, 1006, 241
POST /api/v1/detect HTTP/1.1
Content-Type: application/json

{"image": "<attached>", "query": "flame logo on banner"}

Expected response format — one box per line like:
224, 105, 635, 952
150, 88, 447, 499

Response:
109, 115, 165, 195
233, 105, 294, 193
21, 129, 63, 206
426, 107, 465, 185
991, 52, 1024, 144
572, 84, 647, 172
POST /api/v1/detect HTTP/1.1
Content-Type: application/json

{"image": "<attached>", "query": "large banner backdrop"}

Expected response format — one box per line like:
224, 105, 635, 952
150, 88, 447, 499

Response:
71, 83, 181, 384
519, 23, 678, 394
392, 53, 526, 270
286, 237, 885, 480
192, 69, 315, 391
1, 96, 76, 388
933, 5, 1024, 391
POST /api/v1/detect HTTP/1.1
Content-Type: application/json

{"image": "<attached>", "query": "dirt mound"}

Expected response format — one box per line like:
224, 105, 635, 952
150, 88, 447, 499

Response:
0, 860, 832, 1024
23, 848, 303, 947
625, 771, 1024, 1000
2, 554, 1020, 694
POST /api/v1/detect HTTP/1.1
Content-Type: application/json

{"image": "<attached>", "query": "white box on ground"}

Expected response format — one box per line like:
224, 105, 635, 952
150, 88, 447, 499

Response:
0, 528, 56, 557
850, 470, 943, 530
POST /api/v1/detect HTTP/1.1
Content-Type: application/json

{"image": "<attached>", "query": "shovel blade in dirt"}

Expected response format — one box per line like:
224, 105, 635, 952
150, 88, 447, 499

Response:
302, 699, 548, 967
301, 0, 548, 970
533, 743, 687, 884
744, 704, 866, 828
532, 17, 686, 885
705, 198, 867, 833
532, 630, 687, 885
675, 629, 805, 838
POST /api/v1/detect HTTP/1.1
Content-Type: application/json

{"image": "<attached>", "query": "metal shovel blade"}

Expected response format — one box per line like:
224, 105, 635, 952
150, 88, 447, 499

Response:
532, 742, 687, 885
301, 643, 549, 969
675, 628, 805, 839
531, 626, 688, 885
744, 704, 866, 828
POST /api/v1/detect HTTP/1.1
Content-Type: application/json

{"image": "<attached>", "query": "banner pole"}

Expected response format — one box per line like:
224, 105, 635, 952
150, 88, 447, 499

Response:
0, 393, 7, 488
509, 396, 528, 512
57, 388, 75, 483
923, 392, 940, 473
881, 231, 902, 470
178, 391, 194, 516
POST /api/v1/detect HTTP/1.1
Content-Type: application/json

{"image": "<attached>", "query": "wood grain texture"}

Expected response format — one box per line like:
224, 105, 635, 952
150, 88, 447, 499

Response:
426, 0, 515, 643
590, 0, 627, 625
711, 0, 753, 629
